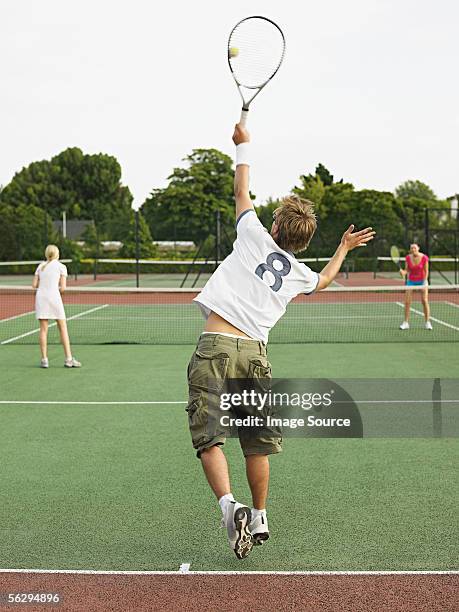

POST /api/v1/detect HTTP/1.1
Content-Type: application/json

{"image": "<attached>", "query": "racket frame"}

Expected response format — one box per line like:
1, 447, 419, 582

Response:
227, 15, 286, 125
390, 245, 401, 269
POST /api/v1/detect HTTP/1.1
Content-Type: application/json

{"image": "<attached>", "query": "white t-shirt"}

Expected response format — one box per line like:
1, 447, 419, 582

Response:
34, 260, 68, 320
194, 210, 319, 343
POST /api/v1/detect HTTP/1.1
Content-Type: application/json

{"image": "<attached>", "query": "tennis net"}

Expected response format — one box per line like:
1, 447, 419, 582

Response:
0, 284, 457, 345
0, 260, 75, 285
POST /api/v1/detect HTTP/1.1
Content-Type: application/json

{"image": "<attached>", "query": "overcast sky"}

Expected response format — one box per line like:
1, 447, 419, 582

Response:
1, 0, 457, 209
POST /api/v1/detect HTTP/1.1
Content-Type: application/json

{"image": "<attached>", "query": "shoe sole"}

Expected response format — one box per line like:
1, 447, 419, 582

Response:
252, 532, 269, 546
233, 507, 253, 559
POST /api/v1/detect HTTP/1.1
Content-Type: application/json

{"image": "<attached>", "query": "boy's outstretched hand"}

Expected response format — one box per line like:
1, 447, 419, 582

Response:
233, 123, 250, 145
340, 225, 376, 251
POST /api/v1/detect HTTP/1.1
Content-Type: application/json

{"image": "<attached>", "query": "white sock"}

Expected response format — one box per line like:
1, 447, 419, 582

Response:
251, 508, 266, 519
218, 493, 235, 514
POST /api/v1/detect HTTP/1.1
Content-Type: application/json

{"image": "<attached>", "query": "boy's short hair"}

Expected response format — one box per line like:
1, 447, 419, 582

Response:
274, 195, 317, 254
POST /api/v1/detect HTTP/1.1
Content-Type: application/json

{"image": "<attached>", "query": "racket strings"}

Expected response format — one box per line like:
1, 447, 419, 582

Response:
228, 19, 285, 88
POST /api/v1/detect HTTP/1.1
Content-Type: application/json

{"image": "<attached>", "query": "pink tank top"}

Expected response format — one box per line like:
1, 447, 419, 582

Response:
406, 254, 428, 281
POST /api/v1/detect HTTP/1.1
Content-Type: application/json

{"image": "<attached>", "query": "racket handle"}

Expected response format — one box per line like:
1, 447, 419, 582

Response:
239, 109, 249, 126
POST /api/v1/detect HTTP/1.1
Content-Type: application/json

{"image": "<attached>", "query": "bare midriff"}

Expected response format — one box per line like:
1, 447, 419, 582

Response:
204, 310, 251, 338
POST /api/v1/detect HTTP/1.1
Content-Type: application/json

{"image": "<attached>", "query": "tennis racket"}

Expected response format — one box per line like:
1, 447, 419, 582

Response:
390, 245, 401, 270
228, 16, 286, 126
391, 245, 407, 282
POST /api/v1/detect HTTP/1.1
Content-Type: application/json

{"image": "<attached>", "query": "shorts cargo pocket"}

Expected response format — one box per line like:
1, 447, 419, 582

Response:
186, 391, 221, 450
248, 357, 272, 392
186, 393, 206, 448
185, 393, 200, 416
188, 350, 230, 394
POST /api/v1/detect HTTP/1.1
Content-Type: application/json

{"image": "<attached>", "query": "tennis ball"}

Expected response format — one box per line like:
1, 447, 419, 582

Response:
229, 47, 239, 58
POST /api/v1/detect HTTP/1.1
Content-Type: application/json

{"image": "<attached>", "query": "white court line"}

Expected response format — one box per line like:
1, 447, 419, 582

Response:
0, 401, 186, 405
0, 304, 109, 345
0, 310, 35, 323
396, 302, 459, 331
446, 301, 459, 309
0, 568, 457, 575
0, 400, 458, 405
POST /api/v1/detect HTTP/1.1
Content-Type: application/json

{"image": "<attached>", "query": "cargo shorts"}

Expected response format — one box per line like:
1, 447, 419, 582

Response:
186, 333, 283, 458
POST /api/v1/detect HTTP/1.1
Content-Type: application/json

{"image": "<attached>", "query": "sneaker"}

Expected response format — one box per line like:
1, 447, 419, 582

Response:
64, 357, 82, 368
425, 321, 433, 330
250, 511, 269, 545
40, 358, 49, 368
221, 501, 253, 559
399, 321, 410, 330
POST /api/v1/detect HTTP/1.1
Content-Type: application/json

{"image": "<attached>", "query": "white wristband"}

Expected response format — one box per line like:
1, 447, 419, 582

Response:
235, 142, 250, 166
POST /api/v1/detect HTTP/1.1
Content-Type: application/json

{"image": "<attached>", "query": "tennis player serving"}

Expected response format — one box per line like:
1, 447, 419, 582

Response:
186, 123, 375, 559
32, 245, 81, 368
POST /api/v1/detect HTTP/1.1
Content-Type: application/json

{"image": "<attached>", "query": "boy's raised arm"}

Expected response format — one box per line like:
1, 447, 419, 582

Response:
232, 124, 254, 220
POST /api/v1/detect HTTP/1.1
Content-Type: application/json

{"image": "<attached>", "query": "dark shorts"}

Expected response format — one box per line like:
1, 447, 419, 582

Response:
186, 333, 283, 458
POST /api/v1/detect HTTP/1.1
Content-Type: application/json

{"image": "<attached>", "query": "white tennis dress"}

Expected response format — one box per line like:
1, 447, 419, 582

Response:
35, 260, 68, 320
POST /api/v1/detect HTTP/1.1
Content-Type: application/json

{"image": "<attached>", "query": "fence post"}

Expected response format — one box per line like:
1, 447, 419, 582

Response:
44, 210, 49, 247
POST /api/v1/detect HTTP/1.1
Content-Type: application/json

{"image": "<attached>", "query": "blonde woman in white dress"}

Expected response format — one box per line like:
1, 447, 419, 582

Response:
32, 245, 81, 368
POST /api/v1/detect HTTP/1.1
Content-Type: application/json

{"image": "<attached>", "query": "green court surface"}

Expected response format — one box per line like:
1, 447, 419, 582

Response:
0, 343, 458, 571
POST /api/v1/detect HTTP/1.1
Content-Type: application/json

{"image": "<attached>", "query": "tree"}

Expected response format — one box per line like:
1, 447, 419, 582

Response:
306, 181, 355, 256
395, 180, 436, 202
81, 221, 100, 258
394, 180, 452, 251
56, 236, 84, 263
0, 148, 133, 238
293, 173, 326, 208
119, 212, 156, 258
142, 149, 236, 244
315, 163, 334, 187
104, 189, 139, 241
313, 186, 404, 257
0, 203, 57, 260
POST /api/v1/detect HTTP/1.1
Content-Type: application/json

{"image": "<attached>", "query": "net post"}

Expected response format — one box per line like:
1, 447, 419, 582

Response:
135, 209, 140, 288
424, 208, 430, 283
455, 232, 458, 285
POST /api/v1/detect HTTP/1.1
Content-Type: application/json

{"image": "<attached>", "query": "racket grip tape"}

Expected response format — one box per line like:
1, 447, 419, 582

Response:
239, 109, 249, 126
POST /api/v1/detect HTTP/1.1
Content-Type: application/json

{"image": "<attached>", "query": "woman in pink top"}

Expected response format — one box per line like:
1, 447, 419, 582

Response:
399, 243, 432, 330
